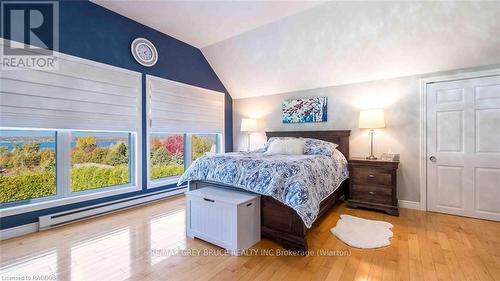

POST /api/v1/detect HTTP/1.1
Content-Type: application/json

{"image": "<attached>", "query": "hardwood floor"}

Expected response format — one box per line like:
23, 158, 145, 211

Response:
1, 195, 499, 281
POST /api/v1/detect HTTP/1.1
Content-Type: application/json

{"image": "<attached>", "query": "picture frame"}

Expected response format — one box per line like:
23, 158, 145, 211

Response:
282, 97, 327, 123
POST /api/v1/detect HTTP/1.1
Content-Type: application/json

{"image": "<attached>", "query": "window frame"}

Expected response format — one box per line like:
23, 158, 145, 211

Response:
0, 128, 142, 217
0, 129, 60, 208
146, 132, 223, 189
0, 49, 143, 217
190, 133, 221, 162
145, 74, 225, 189
147, 132, 187, 188
68, 130, 135, 195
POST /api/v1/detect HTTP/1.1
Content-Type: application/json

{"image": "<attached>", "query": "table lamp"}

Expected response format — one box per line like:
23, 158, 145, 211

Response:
359, 109, 385, 160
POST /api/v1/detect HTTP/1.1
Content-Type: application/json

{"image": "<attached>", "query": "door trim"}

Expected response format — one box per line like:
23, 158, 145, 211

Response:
419, 68, 500, 211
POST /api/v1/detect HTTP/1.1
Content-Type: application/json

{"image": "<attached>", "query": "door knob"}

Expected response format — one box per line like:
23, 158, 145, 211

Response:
429, 156, 437, 162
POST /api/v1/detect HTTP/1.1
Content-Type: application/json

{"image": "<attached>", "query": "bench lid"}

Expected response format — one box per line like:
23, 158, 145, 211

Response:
186, 187, 259, 205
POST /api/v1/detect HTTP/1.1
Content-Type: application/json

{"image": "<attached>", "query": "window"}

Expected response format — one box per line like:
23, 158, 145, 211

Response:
149, 133, 184, 180
148, 132, 222, 187
0, 50, 142, 213
146, 75, 225, 188
71, 132, 132, 192
0, 129, 137, 208
0, 130, 56, 203
192, 134, 218, 161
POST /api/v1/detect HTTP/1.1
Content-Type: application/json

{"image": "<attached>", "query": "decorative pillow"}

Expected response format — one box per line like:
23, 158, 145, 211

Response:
303, 138, 339, 156
263, 136, 311, 151
264, 138, 304, 155
263, 137, 287, 151
251, 147, 266, 153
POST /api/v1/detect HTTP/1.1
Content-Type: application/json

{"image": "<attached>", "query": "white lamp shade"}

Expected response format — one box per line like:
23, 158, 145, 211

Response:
241, 118, 257, 132
359, 109, 385, 129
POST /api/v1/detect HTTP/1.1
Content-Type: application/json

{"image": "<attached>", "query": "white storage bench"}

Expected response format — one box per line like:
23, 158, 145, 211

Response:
186, 187, 261, 255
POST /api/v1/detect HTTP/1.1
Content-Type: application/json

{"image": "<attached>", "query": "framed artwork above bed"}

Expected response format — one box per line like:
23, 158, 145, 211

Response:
282, 97, 327, 123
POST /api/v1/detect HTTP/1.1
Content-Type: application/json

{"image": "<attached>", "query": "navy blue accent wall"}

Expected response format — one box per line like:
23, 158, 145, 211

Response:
0, 0, 233, 229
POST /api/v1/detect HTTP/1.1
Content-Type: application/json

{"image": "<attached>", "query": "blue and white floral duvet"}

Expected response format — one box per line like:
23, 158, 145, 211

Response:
178, 149, 348, 228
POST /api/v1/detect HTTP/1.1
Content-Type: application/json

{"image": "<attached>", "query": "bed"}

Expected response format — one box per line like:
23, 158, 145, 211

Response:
180, 130, 350, 252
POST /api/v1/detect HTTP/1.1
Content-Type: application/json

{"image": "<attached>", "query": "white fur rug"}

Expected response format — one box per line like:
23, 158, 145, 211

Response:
330, 215, 393, 249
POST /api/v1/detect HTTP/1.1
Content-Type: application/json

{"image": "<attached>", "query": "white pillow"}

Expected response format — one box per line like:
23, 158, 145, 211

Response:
264, 139, 304, 155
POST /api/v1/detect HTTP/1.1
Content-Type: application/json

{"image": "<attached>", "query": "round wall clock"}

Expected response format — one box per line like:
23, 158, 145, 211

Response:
131, 38, 158, 67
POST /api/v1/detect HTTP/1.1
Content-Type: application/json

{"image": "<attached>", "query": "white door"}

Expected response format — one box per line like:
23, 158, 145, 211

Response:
427, 74, 500, 221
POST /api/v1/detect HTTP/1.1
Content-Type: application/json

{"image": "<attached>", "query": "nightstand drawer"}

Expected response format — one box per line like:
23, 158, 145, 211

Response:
351, 167, 392, 186
351, 184, 392, 205
348, 158, 399, 216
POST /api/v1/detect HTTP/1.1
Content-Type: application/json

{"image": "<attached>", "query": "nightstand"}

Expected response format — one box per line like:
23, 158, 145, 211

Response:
347, 158, 399, 216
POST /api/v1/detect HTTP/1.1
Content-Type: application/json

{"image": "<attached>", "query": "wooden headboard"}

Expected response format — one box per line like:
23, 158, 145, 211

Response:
265, 130, 351, 158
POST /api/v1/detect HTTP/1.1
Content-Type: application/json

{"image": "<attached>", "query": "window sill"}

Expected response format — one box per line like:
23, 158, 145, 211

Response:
148, 177, 181, 189
0, 184, 141, 218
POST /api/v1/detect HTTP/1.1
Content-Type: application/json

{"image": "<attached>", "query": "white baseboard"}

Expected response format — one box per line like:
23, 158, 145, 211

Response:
1, 187, 186, 240
0, 222, 39, 240
398, 200, 421, 210
39, 187, 186, 230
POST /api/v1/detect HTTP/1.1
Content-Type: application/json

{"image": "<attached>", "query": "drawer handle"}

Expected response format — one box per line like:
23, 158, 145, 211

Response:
368, 191, 375, 195
246, 202, 253, 207
203, 198, 215, 203
368, 174, 375, 178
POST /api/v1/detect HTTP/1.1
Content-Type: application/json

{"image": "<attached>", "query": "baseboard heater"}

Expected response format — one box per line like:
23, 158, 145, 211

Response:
38, 187, 186, 231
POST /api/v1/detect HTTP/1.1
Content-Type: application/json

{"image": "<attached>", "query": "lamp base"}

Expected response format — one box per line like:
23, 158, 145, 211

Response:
367, 129, 377, 160
247, 132, 251, 152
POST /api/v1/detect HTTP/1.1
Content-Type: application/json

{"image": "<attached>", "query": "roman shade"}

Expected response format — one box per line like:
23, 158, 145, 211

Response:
0, 48, 141, 131
146, 75, 225, 134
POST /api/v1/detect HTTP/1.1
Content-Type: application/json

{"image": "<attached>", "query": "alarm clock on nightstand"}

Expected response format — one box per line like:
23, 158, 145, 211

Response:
131, 38, 158, 67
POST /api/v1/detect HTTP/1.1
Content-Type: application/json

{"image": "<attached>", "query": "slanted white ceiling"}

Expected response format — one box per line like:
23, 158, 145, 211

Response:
93, 1, 500, 99
91, 0, 323, 48
202, 1, 500, 99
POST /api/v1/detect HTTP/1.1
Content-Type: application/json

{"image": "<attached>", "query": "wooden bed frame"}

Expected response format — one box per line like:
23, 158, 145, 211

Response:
189, 130, 350, 252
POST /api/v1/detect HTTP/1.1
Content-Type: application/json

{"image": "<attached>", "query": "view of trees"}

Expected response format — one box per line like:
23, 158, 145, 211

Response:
0, 142, 56, 203
149, 134, 216, 180
1, 132, 217, 204
0, 134, 130, 203
150, 134, 184, 180
192, 135, 217, 161
70, 135, 129, 192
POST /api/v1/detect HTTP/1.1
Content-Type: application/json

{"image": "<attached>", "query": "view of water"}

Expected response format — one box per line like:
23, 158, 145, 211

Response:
0, 141, 119, 152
